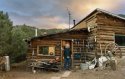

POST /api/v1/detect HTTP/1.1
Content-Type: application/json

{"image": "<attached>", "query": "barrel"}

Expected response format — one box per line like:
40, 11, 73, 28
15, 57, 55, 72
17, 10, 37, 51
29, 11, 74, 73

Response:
4, 56, 10, 71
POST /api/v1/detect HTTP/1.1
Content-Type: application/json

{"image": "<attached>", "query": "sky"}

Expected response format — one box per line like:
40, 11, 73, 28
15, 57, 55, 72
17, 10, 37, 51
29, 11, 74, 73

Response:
0, 0, 125, 29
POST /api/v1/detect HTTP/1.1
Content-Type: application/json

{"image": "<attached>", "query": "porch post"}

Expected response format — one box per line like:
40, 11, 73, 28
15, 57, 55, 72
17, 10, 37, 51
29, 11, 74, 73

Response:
61, 40, 63, 68
71, 40, 74, 68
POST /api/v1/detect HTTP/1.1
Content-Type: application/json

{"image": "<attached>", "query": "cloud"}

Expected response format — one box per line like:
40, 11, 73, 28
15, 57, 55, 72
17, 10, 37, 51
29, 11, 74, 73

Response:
60, 0, 124, 19
0, 0, 125, 29
9, 11, 69, 29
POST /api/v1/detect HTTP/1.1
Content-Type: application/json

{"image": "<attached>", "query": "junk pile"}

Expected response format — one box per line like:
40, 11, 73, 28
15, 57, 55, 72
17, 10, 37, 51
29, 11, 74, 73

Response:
31, 61, 59, 73
81, 42, 121, 71
30, 57, 60, 73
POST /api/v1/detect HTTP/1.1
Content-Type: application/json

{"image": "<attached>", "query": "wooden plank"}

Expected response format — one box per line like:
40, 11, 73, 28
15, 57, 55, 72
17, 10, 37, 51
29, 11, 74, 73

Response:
62, 71, 71, 78
51, 77, 60, 79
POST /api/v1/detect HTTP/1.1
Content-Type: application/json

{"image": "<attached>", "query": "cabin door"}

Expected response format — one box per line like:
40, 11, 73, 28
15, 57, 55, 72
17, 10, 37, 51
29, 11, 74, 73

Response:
61, 40, 72, 68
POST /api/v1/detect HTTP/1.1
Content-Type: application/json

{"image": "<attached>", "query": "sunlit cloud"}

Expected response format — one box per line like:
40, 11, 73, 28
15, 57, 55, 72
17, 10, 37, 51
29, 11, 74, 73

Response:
0, 0, 125, 29
66, 0, 124, 20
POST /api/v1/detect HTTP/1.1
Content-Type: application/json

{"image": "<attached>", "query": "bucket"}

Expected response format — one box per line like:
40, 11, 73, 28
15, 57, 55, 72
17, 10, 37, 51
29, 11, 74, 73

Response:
80, 63, 89, 70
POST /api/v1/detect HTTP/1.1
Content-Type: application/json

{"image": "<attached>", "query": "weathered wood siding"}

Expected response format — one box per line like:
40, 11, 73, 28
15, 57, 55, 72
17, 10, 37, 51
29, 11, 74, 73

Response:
73, 21, 86, 29
73, 13, 97, 30
96, 13, 125, 56
86, 27, 97, 59
27, 30, 88, 67
27, 39, 61, 60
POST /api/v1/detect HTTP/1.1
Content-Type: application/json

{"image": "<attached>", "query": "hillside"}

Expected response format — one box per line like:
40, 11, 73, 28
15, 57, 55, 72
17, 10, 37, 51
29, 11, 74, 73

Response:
14, 25, 66, 38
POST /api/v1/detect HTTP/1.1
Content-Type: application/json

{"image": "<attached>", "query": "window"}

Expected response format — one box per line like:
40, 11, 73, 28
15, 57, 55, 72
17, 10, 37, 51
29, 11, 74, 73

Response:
38, 46, 55, 55
115, 34, 125, 46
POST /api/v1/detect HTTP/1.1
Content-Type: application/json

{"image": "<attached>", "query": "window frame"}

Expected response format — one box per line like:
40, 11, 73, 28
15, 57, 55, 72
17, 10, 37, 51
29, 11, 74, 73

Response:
37, 45, 55, 56
115, 34, 125, 47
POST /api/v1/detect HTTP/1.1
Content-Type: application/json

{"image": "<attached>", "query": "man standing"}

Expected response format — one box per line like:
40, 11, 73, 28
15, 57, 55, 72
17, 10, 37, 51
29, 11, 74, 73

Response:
64, 43, 72, 70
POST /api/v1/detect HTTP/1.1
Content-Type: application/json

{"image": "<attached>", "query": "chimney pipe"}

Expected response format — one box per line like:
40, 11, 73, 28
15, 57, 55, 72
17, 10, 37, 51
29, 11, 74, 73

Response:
73, 20, 76, 26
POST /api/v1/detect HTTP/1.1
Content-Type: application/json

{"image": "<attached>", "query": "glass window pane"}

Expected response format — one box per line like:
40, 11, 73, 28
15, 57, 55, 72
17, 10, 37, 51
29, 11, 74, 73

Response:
39, 46, 48, 55
115, 35, 125, 46
38, 46, 55, 55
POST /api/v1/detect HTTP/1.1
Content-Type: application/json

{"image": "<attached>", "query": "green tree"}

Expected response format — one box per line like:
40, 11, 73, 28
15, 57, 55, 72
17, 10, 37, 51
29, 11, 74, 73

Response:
11, 25, 37, 63
0, 11, 65, 63
10, 25, 65, 63
11, 27, 27, 63
0, 11, 13, 55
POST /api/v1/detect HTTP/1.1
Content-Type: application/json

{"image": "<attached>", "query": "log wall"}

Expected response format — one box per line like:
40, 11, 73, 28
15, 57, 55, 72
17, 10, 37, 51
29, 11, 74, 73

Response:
86, 27, 97, 60
96, 13, 125, 56
27, 30, 88, 67
73, 12, 97, 30
27, 39, 61, 60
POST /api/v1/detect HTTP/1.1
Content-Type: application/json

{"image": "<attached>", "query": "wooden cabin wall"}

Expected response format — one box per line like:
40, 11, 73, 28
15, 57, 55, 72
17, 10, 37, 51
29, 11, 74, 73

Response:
73, 21, 87, 29
86, 27, 98, 60
73, 12, 97, 30
43, 31, 88, 67
72, 14, 98, 60
72, 39, 84, 66
86, 15, 97, 28
27, 39, 61, 62
27, 30, 88, 67
96, 13, 125, 56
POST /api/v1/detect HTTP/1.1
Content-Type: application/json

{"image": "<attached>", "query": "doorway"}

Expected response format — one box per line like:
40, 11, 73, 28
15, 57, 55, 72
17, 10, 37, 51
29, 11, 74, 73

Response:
61, 40, 72, 68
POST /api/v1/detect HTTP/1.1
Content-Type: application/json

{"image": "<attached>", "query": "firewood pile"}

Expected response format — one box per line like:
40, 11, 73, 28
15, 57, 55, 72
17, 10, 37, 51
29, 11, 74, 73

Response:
0, 56, 5, 71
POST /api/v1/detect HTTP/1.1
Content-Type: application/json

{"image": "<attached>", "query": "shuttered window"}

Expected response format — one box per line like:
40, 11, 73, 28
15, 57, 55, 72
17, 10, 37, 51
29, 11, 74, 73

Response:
115, 34, 125, 46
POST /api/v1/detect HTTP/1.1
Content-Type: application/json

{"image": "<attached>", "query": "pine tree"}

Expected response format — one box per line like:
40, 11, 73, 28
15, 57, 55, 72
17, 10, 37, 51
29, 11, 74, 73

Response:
0, 11, 13, 55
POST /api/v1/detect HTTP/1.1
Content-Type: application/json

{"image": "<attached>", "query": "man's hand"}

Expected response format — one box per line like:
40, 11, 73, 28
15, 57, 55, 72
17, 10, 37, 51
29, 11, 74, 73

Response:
63, 57, 64, 60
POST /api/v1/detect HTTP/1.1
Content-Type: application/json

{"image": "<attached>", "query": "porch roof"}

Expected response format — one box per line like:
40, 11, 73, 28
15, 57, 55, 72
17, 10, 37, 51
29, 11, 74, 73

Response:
28, 28, 88, 42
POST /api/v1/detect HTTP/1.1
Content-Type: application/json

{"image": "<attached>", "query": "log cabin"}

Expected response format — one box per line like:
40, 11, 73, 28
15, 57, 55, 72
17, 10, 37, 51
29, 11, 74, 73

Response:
27, 8, 125, 68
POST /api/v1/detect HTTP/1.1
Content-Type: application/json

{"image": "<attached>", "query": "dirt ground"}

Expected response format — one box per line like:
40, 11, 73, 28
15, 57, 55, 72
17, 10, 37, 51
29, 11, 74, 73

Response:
68, 57, 125, 79
0, 57, 125, 79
